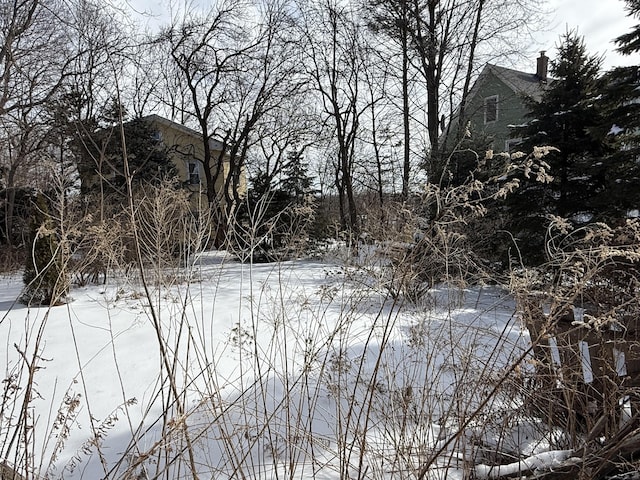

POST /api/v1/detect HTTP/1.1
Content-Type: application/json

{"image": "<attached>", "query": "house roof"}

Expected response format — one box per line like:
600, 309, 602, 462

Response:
142, 114, 225, 151
440, 61, 551, 150
483, 64, 549, 102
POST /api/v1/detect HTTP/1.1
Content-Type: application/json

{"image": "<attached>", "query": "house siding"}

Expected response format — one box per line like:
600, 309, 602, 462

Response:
464, 71, 529, 152
79, 116, 246, 211
148, 117, 246, 207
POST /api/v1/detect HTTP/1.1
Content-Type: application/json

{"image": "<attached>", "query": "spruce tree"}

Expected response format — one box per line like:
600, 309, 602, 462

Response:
591, 0, 640, 221
241, 148, 315, 261
508, 32, 606, 264
22, 193, 68, 305
76, 106, 174, 198
280, 148, 314, 202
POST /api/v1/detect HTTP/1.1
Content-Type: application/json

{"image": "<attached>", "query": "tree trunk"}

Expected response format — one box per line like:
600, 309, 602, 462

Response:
401, 16, 411, 200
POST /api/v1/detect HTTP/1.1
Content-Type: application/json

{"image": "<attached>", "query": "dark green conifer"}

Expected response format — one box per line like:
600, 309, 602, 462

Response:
240, 147, 315, 261
590, 0, 640, 221
22, 194, 68, 305
508, 32, 606, 264
75, 104, 174, 198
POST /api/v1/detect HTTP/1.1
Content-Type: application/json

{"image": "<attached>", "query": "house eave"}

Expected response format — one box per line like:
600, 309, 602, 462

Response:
142, 114, 226, 153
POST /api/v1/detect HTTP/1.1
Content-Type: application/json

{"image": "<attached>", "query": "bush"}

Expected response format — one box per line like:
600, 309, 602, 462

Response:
68, 182, 210, 285
231, 189, 316, 263
513, 218, 640, 477
371, 148, 554, 303
21, 193, 69, 305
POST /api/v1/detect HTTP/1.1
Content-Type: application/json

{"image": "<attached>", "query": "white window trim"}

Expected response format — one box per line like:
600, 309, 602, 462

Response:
187, 161, 201, 185
484, 95, 499, 124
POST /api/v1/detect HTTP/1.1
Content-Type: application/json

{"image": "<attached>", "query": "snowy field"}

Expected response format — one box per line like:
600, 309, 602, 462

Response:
0, 250, 564, 479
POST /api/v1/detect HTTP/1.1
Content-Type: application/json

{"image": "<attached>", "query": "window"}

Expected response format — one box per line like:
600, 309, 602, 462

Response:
484, 95, 498, 124
187, 161, 200, 185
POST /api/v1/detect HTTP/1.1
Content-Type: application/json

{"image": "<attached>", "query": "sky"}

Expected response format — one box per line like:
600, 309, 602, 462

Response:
126, 0, 637, 73
532, 0, 636, 71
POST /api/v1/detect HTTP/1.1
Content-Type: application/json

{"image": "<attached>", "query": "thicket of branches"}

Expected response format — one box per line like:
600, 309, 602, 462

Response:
2, 0, 635, 271
2, 0, 640, 478
0, 0, 549, 259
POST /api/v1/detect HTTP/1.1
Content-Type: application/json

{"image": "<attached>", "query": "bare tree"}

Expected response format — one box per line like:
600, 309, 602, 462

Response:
298, 0, 372, 235
156, 0, 309, 245
52, 0, 134, 229
218, 0, 309, 214
0, 0, 77, 245
152, 2, 247, 244
0, 1, 68, 116
357, 40, 401, 218
247, 92, 318, 193
367, 0, 415, 200
366, 0, 544, 182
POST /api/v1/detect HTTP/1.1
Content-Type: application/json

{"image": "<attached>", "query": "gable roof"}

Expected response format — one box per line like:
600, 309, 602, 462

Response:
483, 64, 548, 102
142, 114, 225, 151
451, 62, 551, 128
440, 61, 551, 151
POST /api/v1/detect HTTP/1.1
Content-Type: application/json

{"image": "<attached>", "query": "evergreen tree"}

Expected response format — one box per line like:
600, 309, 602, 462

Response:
240, 148, 315, 261
508, 32, 607, 264
437, 128, 496, 187
22, 193, 68, 305
279, 148, 314, 202
591, 0, 640, 221
75, 105, 175, 198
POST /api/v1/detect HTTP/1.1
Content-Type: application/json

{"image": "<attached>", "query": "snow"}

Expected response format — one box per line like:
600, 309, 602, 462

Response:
609, 124, 624, 135
0, 251, 565, 479
474, 449, 574, 478
571, 212, 594, 224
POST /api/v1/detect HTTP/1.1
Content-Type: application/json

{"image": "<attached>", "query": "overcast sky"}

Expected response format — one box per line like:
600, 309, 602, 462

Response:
126, 0, 637, 72
534, 0, 636, 71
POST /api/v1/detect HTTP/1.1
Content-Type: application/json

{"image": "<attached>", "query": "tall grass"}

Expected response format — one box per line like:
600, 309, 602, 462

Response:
0, 188, 536, 479
2, 146, 638, 479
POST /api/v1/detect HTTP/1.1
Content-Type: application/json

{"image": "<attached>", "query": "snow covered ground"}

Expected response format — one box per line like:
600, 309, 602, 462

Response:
0, 250, 563, 479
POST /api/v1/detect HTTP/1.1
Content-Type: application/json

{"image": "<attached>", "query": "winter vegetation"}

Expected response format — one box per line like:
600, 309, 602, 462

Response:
1, 0, 640, 478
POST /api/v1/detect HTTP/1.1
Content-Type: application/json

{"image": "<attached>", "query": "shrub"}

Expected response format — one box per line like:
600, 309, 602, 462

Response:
373, 148, 554, 302
21, 193, 68, 305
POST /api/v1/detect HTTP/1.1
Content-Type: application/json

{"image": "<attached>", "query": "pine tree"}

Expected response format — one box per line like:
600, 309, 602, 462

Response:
241, 148, 315, 261
75, 106, 175, 198
508, 32, 607, 264
22, 193, 68, 305
280, 148, 314, 202
591, 0, 640, 221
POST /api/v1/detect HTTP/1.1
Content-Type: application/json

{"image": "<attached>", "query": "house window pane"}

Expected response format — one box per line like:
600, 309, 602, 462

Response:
484, 95, 498, 124
188, 162, 200, 185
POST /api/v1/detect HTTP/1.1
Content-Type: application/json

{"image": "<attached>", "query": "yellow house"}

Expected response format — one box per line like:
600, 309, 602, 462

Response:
143, 114, 246, 207
78, 114, 246, 210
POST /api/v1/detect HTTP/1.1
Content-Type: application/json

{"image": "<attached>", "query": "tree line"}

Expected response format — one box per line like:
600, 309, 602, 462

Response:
0, 0, 542, 241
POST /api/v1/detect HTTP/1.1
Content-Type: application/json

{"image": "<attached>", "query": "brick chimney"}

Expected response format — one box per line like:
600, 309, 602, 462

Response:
536, 51, 548, 82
